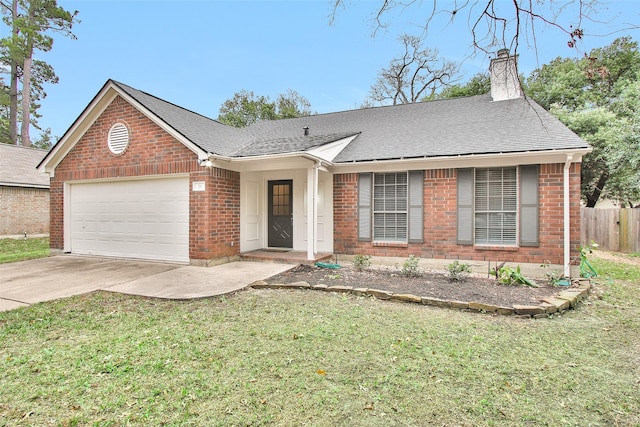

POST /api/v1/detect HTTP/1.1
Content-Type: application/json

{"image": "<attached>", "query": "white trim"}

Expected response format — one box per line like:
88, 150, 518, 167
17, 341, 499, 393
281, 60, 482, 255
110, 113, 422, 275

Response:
307, 135, 358, 162
63, 173, 190, 186
331, 149, 590, 174
38, 82, 209, 177
0, 182, 49, 189
208, 148, 591, 176
63, 181, 71, 253
564, 155, 573, 277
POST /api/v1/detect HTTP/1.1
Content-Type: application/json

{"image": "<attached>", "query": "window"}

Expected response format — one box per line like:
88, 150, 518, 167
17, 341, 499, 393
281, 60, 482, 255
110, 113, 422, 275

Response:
474, 167, 517, 245
358, 171, 423, 243
373, 172, 407, 241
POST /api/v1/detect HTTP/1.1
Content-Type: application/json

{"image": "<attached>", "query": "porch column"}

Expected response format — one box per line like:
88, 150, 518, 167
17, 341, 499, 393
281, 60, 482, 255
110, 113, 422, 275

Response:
306, 162, 319, 260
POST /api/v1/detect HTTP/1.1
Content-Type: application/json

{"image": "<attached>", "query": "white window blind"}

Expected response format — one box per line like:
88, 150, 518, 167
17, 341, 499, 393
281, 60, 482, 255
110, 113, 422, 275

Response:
474, 168, 517, 245
373, 172, 408, 241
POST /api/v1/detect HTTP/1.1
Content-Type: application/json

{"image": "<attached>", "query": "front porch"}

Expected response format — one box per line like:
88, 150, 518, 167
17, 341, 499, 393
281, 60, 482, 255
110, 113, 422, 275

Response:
240, 249, 333, 265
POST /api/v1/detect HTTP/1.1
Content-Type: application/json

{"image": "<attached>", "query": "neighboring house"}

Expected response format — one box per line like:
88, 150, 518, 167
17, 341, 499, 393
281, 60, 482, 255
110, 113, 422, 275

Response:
38, 51, 591, 274
0, 143, 50, 237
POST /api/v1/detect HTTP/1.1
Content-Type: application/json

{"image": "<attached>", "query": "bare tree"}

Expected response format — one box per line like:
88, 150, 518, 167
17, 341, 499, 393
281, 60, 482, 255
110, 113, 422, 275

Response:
330, 1, 637, 60
368, 34, 460, 105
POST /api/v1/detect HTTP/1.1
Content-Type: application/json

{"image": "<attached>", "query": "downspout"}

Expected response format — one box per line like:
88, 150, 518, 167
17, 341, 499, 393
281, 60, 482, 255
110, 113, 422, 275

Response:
564, 154, 573, 277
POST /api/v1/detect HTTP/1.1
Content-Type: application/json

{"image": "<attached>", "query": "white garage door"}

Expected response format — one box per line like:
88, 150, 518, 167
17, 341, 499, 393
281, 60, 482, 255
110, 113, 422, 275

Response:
70, 177, 189, 263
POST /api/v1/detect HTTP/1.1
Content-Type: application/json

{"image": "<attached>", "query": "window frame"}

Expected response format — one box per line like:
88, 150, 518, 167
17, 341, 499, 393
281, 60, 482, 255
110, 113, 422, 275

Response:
372, 171, 409, 242
473, 167, 519, 246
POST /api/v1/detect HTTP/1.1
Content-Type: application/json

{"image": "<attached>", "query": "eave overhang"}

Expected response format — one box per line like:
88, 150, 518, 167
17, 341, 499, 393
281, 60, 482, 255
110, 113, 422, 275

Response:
37, 80, 209, 177
206, 146, 591, 174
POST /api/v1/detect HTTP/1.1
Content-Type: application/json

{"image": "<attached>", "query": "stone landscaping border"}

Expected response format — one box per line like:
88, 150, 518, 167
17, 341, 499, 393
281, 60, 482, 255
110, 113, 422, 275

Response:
249, 279, 592, 318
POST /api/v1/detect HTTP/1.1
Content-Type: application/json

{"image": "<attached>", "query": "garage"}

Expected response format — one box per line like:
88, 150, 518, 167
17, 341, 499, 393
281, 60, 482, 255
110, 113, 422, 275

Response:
69, 176, 189, 263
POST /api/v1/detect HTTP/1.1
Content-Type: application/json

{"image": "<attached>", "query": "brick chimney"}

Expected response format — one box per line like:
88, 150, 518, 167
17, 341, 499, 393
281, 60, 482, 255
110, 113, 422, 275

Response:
490, 48, 523, 101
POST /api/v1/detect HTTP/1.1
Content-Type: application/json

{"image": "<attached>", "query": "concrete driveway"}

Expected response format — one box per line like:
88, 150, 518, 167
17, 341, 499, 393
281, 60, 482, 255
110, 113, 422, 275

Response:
0, 255, 294, 312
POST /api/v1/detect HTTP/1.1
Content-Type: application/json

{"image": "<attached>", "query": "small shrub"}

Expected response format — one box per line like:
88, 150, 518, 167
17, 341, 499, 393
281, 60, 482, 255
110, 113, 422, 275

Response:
540, 260, 568, 286
324, 273, 342, 280
353, 254, 371, 271
493, 264, 538, 287
401, 255, 421, 277
446, 261, 472, 282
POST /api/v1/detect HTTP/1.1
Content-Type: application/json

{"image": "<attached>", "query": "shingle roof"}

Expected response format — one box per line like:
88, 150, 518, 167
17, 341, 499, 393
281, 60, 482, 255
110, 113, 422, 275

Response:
113, 80, 589, 163
112, 81, 248, 156
231, 132, 359, 157
244, 94, 590, 163
0, 144, 49, 188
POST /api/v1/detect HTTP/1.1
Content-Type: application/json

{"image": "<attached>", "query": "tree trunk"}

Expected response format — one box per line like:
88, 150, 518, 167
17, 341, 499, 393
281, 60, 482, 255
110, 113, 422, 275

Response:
20, 44, 33, 147
585, 170, 609, 207
9, 0, 19, 144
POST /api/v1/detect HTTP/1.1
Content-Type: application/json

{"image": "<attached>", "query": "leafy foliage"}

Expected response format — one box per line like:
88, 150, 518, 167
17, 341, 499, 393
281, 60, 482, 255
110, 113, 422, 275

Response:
445, 260, 472, 282
400, 254, 421, 277
0, 0, 77, 146
218, 89, 311, 128
352, 254, 371, 271
492, 264, 538, 287
428, 73, 491, 100
526, 37, 640, 207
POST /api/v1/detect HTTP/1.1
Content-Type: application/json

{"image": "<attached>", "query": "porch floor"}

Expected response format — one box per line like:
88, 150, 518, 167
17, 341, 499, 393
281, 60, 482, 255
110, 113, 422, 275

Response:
240, 250, 333, 265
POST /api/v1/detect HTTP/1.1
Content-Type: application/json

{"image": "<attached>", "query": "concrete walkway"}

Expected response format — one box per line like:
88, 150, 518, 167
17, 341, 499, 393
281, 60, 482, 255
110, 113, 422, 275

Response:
0, 255, 294, 312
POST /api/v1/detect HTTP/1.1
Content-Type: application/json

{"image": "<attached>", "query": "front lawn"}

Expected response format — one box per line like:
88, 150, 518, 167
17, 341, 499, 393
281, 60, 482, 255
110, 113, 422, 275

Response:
0, 237, 49, 264
0, 251, 638, 426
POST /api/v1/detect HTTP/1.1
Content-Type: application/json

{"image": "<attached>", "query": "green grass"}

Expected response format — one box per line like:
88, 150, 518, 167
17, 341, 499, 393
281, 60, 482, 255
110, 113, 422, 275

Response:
1, 253, 639, 426
0, 237, 49, 264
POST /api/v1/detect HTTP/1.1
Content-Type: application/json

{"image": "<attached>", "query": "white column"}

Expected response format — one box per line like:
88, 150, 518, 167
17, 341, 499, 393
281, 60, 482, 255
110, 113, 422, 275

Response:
306, 163, 319, 260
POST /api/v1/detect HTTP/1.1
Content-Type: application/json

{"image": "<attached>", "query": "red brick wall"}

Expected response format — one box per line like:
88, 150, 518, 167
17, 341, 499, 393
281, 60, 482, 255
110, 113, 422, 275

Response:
189, 168, 240, 260
50, 95, 240, 262
333, 164, 582, 265
0, 186, 49, 236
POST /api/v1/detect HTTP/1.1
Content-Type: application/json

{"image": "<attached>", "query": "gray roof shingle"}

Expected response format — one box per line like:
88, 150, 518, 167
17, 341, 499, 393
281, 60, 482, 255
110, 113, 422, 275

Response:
0, 144, 49, 188
113, 81, 589, 163
113, 81, 248, 156
231, 132, 360, 157
244, 94, 590, 163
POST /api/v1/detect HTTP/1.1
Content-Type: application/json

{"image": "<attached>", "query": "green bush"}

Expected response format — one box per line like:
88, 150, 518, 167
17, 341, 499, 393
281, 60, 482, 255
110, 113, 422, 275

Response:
446, 261, 472, 282
401, 255, 421, 277
353, 254, 371, 271
493, 264, 538, 287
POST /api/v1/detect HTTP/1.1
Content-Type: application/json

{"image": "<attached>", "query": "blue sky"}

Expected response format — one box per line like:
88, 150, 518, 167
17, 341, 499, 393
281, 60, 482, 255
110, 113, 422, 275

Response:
34, 0, 640, 141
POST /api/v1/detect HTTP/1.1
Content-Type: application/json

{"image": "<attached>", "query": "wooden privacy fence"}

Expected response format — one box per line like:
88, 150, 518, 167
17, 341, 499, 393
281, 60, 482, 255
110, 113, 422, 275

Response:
581, 207, 640, 253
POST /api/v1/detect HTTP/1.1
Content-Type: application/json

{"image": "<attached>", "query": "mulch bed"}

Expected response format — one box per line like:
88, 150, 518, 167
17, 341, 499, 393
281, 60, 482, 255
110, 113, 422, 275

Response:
265, 263, 563, 307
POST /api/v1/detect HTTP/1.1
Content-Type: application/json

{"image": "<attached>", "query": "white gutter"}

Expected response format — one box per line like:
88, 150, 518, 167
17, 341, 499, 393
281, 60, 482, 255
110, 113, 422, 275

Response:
564, 154, 574, 277
332, 148, 591, 173
207, 151, 331, 172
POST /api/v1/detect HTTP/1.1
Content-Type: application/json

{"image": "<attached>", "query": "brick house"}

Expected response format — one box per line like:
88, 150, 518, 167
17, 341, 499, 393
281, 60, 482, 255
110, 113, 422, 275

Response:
38, 51, 590, 275
0, 144, 49, 237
